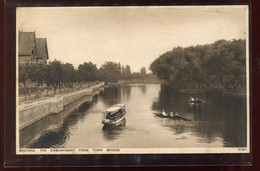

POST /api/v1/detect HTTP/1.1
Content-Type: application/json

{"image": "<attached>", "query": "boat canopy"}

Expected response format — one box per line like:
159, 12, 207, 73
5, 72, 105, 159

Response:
104, 104, 125, 114
105, 106, 122, 113
113, 104, 125, 108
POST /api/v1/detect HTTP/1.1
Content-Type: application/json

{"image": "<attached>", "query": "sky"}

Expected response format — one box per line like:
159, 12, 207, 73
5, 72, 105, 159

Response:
17, 6, 248, 72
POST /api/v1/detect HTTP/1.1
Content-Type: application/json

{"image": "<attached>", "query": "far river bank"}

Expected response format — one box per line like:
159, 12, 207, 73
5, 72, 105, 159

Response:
107, 81, 246, 97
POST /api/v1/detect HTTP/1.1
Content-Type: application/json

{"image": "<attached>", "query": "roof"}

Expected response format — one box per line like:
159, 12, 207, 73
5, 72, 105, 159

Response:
19, 31, 36, 56
105, 106, 122, 113
36, 38, 49, 59
113, 104, 125, 108
105, 104, 125, 113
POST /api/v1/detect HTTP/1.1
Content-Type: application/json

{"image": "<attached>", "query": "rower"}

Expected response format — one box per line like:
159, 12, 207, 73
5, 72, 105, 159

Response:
162, 110, 167, 116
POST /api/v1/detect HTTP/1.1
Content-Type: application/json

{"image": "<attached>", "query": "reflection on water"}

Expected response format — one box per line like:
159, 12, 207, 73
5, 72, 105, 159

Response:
102, 119, 126, 140
28, 95, 98, 148
152, 85, 247, 147
29, 124, 68, 148
26, 84, 247, 148
99, 85, 131, 106
153, 87, 246, 147
140, 84, 146, 94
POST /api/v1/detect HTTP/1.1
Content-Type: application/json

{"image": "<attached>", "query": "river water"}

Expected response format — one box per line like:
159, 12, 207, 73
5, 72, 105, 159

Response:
29, 84, 247, 148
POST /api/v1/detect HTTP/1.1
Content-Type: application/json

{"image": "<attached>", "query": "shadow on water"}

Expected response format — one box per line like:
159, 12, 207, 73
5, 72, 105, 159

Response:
152, 85, 247, 147
27, 95, 99, 148
139, 84, 147, 94
152, 85, 184, 114
102, 119, 126, 141
99, 86, 131, 106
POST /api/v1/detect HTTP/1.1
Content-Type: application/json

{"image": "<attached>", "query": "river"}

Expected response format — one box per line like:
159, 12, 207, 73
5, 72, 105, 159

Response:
29, 84, 247, 148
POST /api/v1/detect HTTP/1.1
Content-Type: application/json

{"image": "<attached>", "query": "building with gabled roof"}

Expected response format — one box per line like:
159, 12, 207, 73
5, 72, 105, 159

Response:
18, 30, 49, 64
36, 38, 49, 64
18, 31, 37, 63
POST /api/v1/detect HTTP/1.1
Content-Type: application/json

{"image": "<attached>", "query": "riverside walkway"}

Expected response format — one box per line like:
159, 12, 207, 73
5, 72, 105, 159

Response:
19, 82, 105, 130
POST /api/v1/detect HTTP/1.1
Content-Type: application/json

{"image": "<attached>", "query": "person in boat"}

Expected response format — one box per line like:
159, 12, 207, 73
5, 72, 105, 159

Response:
189, 96, 194, 101
196, 97, 201, 102
162, 110, 167, 116
170, 112, 174, 117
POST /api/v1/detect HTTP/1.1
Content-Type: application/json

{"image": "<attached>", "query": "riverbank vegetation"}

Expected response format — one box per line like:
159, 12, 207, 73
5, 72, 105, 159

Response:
150, 39, 246, 94
19, 60, 157, 100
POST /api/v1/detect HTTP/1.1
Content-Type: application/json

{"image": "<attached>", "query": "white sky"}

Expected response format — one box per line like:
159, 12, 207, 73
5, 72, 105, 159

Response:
17, 6, 248, 72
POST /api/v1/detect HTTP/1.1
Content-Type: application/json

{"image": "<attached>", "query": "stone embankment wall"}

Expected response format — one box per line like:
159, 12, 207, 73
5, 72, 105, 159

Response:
19, 83, 104, 130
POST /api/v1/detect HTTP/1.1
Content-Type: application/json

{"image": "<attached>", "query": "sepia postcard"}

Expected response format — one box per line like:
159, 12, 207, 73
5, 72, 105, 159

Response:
16, 5, 250, 155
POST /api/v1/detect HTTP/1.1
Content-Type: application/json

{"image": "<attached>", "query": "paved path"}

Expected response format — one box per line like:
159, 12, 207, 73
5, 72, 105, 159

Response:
18, 83, 98, 104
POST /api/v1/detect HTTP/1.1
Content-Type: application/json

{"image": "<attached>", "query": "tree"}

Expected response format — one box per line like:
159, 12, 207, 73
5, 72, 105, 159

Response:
31, 63, 45, 89
19, 63, 29, 99
150, 39, 246, 92
121, 64, 132, 80
42, 64, 52, 96
77, 62, 99, 83
99, 61, 121, 83
48, 60, 63, 94
62, 63, 75, 92
19, 62, 37, 99
140, 67, 146, 75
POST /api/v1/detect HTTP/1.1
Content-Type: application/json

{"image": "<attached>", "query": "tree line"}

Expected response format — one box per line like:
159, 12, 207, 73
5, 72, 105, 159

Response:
19, 60, 152, 99
150, 39, 246, 93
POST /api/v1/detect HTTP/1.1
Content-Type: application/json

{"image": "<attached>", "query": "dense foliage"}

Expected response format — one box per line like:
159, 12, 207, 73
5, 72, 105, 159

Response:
150, 39, 246, 93
19, 59, 154, 98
